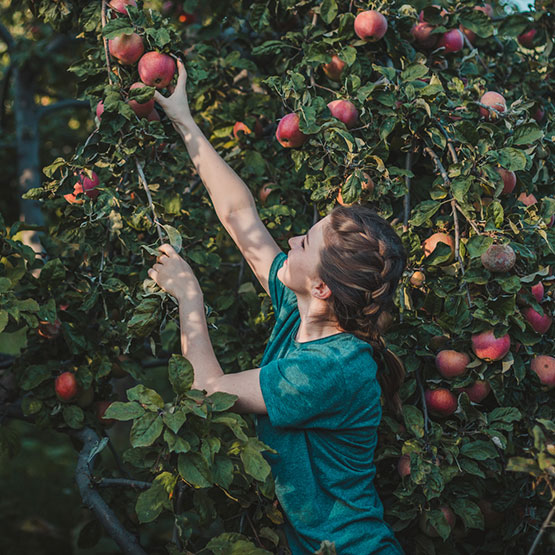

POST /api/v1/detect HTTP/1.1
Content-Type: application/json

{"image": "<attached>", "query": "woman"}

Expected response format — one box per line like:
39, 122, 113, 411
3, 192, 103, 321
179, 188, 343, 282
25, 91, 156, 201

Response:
149, 60, 406, 554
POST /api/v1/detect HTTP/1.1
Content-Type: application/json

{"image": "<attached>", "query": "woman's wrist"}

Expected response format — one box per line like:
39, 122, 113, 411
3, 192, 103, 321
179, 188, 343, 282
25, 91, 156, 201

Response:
174, 114, 196, 135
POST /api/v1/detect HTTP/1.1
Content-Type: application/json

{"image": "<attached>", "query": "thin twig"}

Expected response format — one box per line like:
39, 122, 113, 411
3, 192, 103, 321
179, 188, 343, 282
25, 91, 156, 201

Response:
101, 0, 114, 85
94, 478, 152, 489
416, 367, 430, 435
462, 33, 488, 72
527, 503, 555, 555
403, 150, 412, 232
135, 159, 164, 243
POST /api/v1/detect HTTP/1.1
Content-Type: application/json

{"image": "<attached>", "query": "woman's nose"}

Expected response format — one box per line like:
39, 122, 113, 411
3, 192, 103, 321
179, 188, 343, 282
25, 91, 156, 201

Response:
288, 236, 299, 249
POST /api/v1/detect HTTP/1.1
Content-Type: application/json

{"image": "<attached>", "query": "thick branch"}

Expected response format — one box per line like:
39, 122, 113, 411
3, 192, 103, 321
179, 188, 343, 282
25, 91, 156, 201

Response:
0, 23, 15, 51
74, 428, 147, 555
38, 99, 89, 119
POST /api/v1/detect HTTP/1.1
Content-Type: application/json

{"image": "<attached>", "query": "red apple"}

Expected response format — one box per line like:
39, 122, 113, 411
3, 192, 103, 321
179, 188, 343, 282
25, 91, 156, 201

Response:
108, 33, 144, 65
108, 0, 137, 15
422, 233, 455, 262
337, 172, 374, 206
475, 4, 494, 17
479, 91, 506, 120
455, 380, 491, 403
327, 99, 359, 129
276, 113, 307, 148
460, 25, 476, 43
517, 192, 537, 206
518, 29, 537, 48
480, 244, 516, 273
496, 168, 516, 195
530, 355, 555, 388
398, 455, 411, 478
435, 350, 470, 379
78, 171, 100, 199
523, 307, 552, 334
147, 108, 160, 121
471, 330, 510, 361
533, 106, 545, 123
425, 388, 457, 416
96, 101, 104, 121
531, 282, 544, 303
437, 29, 464, 53
354, 10, 388, 42
323, 55, 346, 81
258, 184, 274, 204
138, 51, 176, 89
128, 82, 155, 118
411, 22, 438, 49
55, 372, 79, 402
419, 506, 456, 538
38, 319, 61, 339
96, 401, 117, 426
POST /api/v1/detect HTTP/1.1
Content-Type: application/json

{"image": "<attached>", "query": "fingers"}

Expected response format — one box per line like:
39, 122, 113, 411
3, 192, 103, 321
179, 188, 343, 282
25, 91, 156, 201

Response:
158, 244, 176, 256
176, 59, 187, 88
153, 90, 167, 107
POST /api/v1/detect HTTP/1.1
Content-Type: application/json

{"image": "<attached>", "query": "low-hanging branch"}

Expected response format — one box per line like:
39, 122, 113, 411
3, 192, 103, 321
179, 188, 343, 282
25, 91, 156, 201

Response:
74, 427, 147, 555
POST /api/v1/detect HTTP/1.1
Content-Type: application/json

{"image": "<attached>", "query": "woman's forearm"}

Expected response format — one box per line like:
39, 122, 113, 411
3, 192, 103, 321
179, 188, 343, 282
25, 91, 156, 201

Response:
174, 117, 256, 220
177, 293, 224, 390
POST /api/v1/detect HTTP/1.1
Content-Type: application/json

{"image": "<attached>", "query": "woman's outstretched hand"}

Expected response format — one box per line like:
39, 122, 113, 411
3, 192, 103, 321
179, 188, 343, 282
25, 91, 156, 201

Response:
148, 244, 202, 303
154, 59, 193, 127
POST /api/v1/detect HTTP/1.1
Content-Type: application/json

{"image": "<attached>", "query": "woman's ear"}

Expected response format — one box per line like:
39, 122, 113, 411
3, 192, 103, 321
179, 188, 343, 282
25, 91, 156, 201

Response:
312, 280, 332, 300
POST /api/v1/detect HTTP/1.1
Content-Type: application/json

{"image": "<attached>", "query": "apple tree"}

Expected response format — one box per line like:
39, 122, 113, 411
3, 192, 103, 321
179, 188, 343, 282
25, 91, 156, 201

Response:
1, 0, 554, 554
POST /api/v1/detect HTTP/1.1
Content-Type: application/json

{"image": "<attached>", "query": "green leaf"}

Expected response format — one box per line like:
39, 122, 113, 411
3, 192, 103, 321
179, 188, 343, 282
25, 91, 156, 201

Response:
205, 533, 271, 555
213, 456, 234, 489
460, 440, 498, 460
127, 384, 164, 410
512, 123, 543, 145
101, 19, 134, 39
63, 405, 84, 429
466, 235, 494, 258
212, 414, 249, 441
487, 407, 521, 424
19, 364, 51, 392
163, 409, 187, 434
43, 157, 66, 178
452, 498, 484, 530
104, 401, 145, 421
409, 201, 441, 227
161, 224, 182, 253
320, 0, 338, 24
168, 355, 194, 395
0, 327, 28, 356
240, 439, 271, 482
493, 148, 528, 171
401, 64, 429, 82
506, 457, 541, 475
402, 405, 424, 438
135, 472, 176, 523
127, 297, 161, 338
130, 413, 164, 448
178, 452, 213, 488
208, 392, 238, 412
163, 428, 191, 453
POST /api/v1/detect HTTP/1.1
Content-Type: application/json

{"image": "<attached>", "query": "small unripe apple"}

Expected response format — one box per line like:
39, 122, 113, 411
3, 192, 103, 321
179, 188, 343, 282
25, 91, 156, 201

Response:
523, 307, 552, 334
471, 330, 510, 361
411, 22, 437, 49
354, 10, 388, 42
55, 372, 79, 402
479, 91, 506, 120
138, 51, 176, 89
517, 192, 537, 207
437, 29, 464, 53
128, 82, 155, 118
531, 355, 555, 388
422, 233, 455, 263
496, 168, 516, 195
108, 0, 137, 15
276, 113, 307, 148
435, 350, 470, 379
455, 380, 491, 403
481, 244, 516, 273
518, 29, 537, 48
410, 270, 425, 287
397, 454, 411, 478
425, 388, 457, 416
108, 33, 144, 65
322, 55, 346, 81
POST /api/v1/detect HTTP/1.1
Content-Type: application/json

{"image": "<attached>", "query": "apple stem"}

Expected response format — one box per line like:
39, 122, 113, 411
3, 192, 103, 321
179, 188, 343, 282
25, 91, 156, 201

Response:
100, 0, 114, 85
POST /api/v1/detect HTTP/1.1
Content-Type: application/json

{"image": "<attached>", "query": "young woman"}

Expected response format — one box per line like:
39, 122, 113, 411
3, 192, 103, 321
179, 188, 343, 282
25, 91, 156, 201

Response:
148, 60, 406, 555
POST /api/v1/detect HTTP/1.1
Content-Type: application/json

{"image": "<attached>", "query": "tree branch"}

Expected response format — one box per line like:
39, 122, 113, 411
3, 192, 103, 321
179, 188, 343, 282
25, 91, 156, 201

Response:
93, 477, 152, 490
527, 502, 555, 555
38, 99, 89, 120
135, 159, 164, 243
74, 427, 147, 555
403, 150, 413, 232
0, 23, 15, 51
101, 0, 114, 85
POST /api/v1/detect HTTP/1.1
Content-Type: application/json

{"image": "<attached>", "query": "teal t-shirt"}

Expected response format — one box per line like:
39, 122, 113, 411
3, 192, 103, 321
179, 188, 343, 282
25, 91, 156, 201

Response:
256, 252, 403, 555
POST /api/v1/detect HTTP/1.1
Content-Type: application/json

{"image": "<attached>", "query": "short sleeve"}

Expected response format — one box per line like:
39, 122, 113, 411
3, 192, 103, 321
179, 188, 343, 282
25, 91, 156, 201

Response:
259, 355, 345, 429
268, 251, 297, 315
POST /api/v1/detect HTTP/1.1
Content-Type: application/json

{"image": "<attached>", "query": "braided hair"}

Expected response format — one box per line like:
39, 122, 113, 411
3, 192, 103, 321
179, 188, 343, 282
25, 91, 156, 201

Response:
318, 205, 407, 415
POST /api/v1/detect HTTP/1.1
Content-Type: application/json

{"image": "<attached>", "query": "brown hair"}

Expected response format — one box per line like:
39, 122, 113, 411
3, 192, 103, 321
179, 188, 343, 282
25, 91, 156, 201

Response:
318, 205, 407, 416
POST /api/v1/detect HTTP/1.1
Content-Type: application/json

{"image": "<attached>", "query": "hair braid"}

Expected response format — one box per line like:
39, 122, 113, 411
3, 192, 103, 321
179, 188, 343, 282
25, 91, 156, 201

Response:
318, 205, 407, 416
